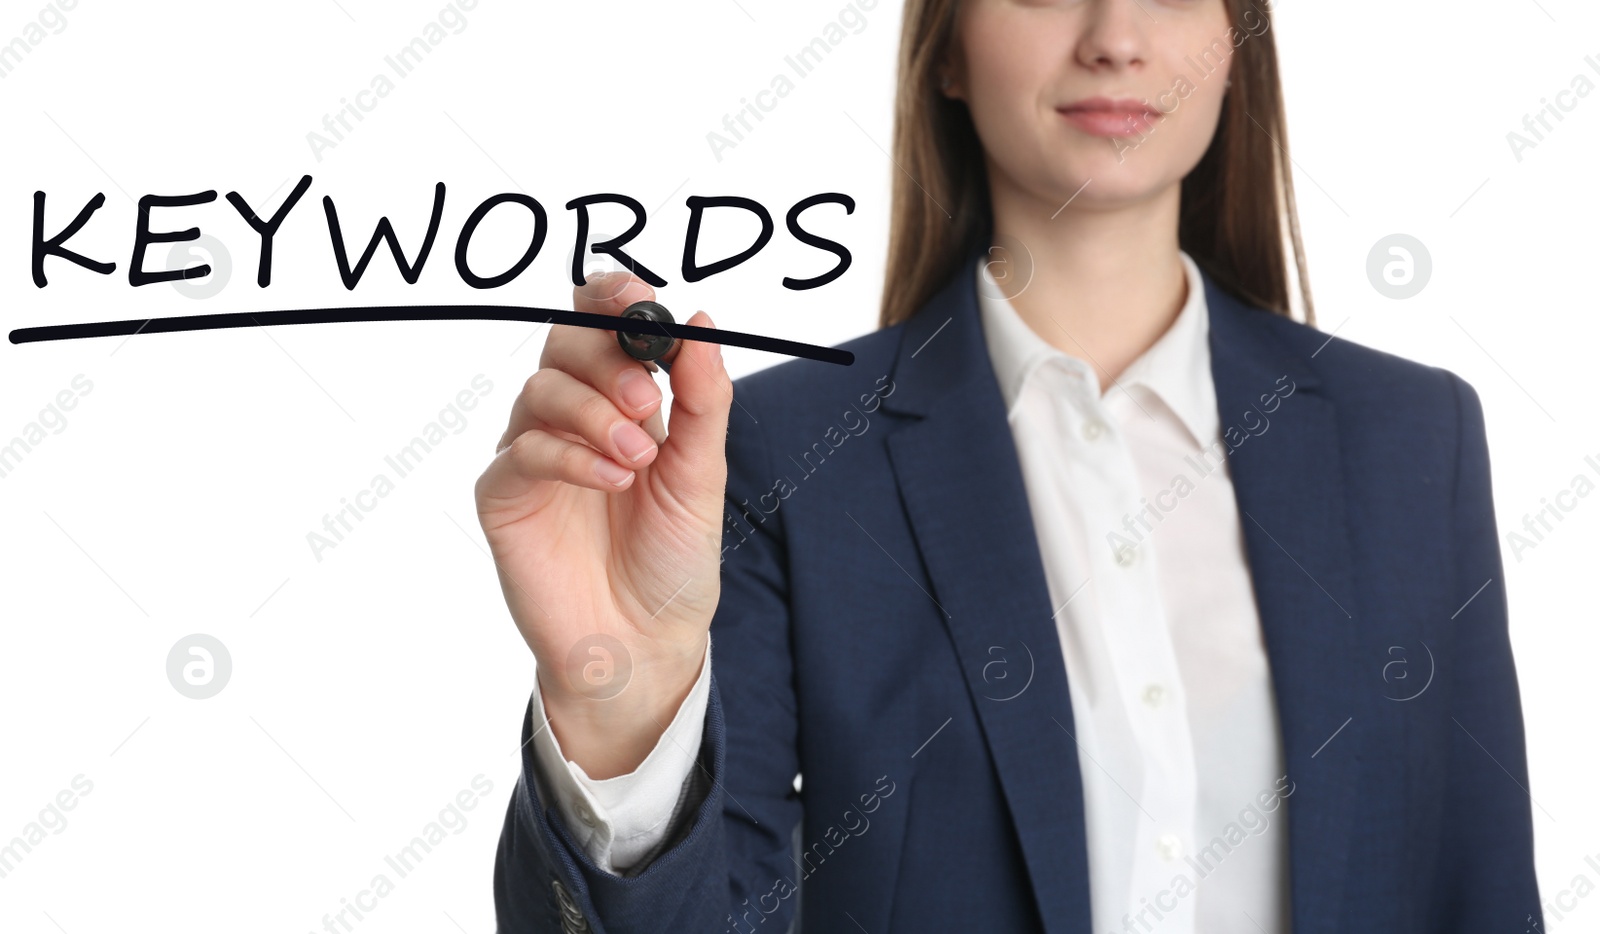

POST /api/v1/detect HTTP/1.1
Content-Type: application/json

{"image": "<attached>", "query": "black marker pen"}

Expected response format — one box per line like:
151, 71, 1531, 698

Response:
616, 300, 680, 374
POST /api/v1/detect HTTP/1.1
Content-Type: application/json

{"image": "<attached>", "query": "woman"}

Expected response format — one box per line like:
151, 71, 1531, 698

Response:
478, 1, 1542, 931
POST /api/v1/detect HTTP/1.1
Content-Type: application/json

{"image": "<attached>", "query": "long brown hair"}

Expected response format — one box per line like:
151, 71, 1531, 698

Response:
878, 0, 1315, 329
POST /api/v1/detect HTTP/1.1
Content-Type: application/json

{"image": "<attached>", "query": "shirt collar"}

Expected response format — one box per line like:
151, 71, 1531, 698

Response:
975, 249, 1219, 449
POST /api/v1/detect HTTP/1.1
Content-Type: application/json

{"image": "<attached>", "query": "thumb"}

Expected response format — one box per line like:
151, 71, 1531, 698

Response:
653, 310, 733, 512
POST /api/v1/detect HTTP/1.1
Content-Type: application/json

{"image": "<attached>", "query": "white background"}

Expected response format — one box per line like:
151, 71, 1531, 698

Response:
0, 1, 1595, 931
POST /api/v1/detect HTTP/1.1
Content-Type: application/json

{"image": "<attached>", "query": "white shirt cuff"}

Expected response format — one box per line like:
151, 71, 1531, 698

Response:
529, 635, 712, 875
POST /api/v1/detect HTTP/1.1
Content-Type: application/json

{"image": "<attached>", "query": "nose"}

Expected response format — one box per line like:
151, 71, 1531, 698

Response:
1074, 0, 1150, 72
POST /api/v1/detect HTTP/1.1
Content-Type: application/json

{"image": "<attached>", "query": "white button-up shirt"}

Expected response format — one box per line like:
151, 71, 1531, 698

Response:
977, 250, 1290, 934
530, 249, 1292, 934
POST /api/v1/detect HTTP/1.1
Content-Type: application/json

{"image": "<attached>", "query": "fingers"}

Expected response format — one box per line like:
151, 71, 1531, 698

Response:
641, 405, 667, 447
478, 427, 637, 504
648, 309, 734, 508
517, 366, 660, 471
498, 270, 666, 452
551, 271, 667, 418
485, 269, 730, 514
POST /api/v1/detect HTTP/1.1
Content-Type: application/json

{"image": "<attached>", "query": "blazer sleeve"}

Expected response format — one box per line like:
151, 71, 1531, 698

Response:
1428, 372, 1543, 931
493, 383, 806, 934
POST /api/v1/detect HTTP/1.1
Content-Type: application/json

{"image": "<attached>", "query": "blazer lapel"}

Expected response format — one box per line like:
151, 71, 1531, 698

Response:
882, 250, 1095, 934
879, 245, 1367, 934
1203, 273, 1367, 934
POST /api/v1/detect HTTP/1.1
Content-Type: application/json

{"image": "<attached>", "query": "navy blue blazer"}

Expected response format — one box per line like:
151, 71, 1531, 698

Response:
494, 245, 1542, 934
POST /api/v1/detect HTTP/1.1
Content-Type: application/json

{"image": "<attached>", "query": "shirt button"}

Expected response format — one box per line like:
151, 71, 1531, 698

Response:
1142, 684, 1166, 708
574, 801, 597, 828
1157, 834, 1184, 861
1113, 544, 1137, 567
1081, 420, 1104, 441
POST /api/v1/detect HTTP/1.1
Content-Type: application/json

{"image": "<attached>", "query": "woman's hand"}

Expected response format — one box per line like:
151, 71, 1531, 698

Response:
475, 271, 731, 778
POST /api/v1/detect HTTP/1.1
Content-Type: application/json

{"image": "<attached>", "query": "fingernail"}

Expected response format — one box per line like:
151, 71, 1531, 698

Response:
618, 368, 659, 413
595, 458, 633, 486
612, 421, 656, 463
618, 279, 652, 305
702, 313, 722, 365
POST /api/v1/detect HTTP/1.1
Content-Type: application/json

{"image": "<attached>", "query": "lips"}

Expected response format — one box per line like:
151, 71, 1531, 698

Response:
1056, 97, 1161, 138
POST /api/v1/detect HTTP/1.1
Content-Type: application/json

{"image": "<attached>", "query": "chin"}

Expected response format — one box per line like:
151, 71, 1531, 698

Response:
1034, 158, 1165, 206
